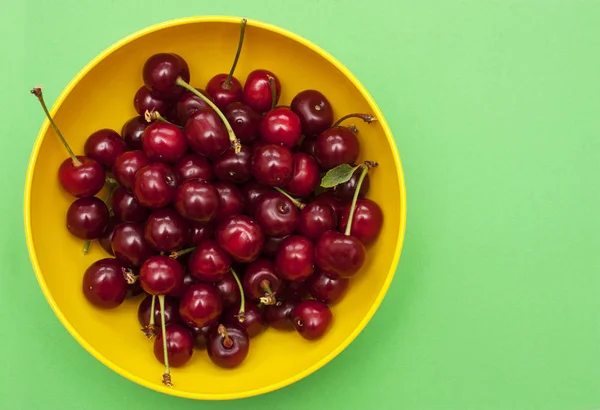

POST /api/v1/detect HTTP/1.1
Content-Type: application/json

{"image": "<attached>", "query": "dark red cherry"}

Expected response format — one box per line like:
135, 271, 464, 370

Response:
285, 280, 310, 300
314, 230, 366, 278
153, 324, 194, 367
254, 191, 298, 237
214, 182, 244, 221
315, 192, 343, 221
133, 85, 171, 116
223, 301, 266, 338
274, 235, 314, 282
189, 221, 214, 246
191, 322, 218, 349
174, 179, 219, 222
188, 240, 232, 282
213, 146, 252, 184
290, 90, 334, 136
174, 270, 199, 298
291, 300, 332, 340
133, 163, 179, 209
240, 180, 270, 215
121, 116, 148, 150
251, 144, 294, 187
66, 197, 110, 239
144, 208, 189, 252
139, 255, 184, 295
82, 258, 128, 308
243, 258, 284, 304
216, 214, 264, 263
98, 215, 118, 256
243, 69, 281, 113
251, 140, 267, 155
111, 222, 153, 267
339, 198, 383, 245
259, 107, 302, 148
184, 109, 229, 160
207, 324, 249, 368
262, 235, 287, 258
173, 152, 214, 183
298, 201, 336, 240
176, 88, 211, 124
214, 271, 242, 308
284, 153, 320, 197
206, 74, 243, 110
84, 129, 127, 169
142, 122, 187, 164
264, 296, 298, 331
179, 283, 223, 328
58, 156, 106, 198
137, 294, 183, 328
224, 102, 260, 144
142, 53, 190, 100
111, 187, 149, 223
299, 136, 318, 158
315, 127, 359, 170
330, 170, 370, 202
306, 270, 349, 305
113, 150, 150, 191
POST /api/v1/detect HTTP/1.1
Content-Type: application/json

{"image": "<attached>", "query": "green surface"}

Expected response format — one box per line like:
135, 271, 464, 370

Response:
3, 0, 600, 409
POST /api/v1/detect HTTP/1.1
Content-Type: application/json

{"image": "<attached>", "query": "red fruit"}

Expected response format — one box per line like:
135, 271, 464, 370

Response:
338, 198, 383, 245
314, 230, 366, 278
274, 235, 315, 282
215, 215, 265, 263
188, 240, 232, 282
284, 152, 320, 197
259, 107, 302, 148
306, 270, 349, 305
84, 128, 127, 168
142, 122, 187, 164
174, 179, 220, 223
291, 300, 332, 340
242, 69, 281, 113
153, 324, 194, 367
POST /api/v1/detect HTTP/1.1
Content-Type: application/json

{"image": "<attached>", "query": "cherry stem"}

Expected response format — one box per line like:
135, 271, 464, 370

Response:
82, 241, 91, 254
121, 267, 138, 284
224, 18, 247, 89
259, 280, 276, 305
269, 77, 277, 110
30, 86, 81, 166
142, 295, 157, 339
218, 324, 234, 349
158, 295, 172, 387
229, 268, 246, 322
82, 182, 117, 254
175, 77, 241, 153
169, 246, 196, 259
144, 110, 182, 129
333, 113, 377, 128
274, 187, 305, 209
345, 161, 378, 236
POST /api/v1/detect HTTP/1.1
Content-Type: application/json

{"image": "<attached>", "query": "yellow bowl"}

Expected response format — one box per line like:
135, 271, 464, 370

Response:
24, 16, 407, 400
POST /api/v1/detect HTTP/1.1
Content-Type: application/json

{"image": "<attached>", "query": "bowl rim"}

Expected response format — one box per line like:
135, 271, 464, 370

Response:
23, 15, 407, 401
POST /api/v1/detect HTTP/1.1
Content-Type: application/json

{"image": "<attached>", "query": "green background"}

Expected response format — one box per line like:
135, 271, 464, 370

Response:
3, 0, 600, 409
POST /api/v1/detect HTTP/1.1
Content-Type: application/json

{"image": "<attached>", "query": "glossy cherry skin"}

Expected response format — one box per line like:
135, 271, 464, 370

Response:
171, 270, 199, 298
154, 324, 194, 367
291, 300, 332, 340
330, 171, 370, 202
214, 182, 244, 221
111, 222, 154, 267
173, 153, 214, 183
306, 270, 349, 305
139, 255, 184, 295
242, 258, 284, 303
314, 230, 366, 278
213, 146, 252, 184
262, 235, 287, 258
58, 156, 105, 198
133, 163, 179, 209
142, 53, 190, 100
339, 198, 383, 245
133, 85, 171, 116
113, 150, 150, 191
223, 301, 266, 338
121, 116, 147, 150
298, 201, 336, 240
264, 296, 298, 331
184, 109, 229, 160
206, 74, 243, 110
275, 235, 315, 282
191, 322, 218, 349
284, 153, 320, 197
259, 107, 302, 148
82, 258, 129, 308
216, 215, 265, 263
137, 294, 182, 328
144, 208, 189, 252
214, 271, 242, 308
251, 144, 294, 187
189, 221, 214, 246
174, 179, 219, 222
242, 69, 281, 113
98, 215, 118, 256
254, 191, 298, 237
142, 122, 187, 164
66, 197, 110, 239
290, 89, 334, 136
224, 102, 260, 144
176, 88, 211, 124
299, 136, 318, 158
314, 192, 343, 221
240, 180, 270, 215
84, 129, 127, 168
207, 324, 249, 368
315, 127, 360, 170
111, 187, 149, 223
179, 283, 224, 328
188, 240, 232, 282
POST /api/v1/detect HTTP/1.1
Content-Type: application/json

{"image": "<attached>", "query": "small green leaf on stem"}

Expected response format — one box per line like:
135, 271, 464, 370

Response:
320, 164, 360, 188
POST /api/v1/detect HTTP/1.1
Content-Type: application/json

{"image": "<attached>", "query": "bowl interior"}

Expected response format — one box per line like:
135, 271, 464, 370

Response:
26, 17, 404, 399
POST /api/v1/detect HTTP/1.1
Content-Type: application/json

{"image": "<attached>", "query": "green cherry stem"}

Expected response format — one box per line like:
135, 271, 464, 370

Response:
332, 113, 377, 128
82, 182, 118, 254
229, 268, 246, 322
274, 187, 305, 209
158, 294, 173, 387
269, 77, 277, 110
224, 18, 247, 89
169, 246, 196, 259
218, 324, 234, 348
344, 161, 378, 236
259, 280, 276, 305
144, 110, 183, 129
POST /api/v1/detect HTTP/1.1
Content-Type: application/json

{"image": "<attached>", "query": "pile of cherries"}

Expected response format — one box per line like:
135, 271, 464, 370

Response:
32, 19, 383, 387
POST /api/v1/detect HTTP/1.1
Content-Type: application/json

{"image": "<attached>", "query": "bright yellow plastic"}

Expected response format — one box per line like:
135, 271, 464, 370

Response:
24, 16, 407, 400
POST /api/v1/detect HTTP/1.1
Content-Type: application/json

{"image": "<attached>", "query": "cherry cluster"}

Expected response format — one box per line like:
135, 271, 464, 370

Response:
32, 19, 383, 387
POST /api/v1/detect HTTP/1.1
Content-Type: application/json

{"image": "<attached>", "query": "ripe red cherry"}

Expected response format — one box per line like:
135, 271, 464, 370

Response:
111, 222, 153, 267
284, 153, 320, 197
189, 221, 214, 246
216, 214, 265, 263
82, 258, 128, 309
275, 235, 315, 282
179, 283, 224, 328
314, 192, 343, 221
188, 240, 232, 282
58, 156, 106, 198
315, 126, 359, 170
176, 88, 211, 123
259, 107, 302, 148
330, 170, 370, 202
214, 271, 242, 308
298, 201, 336, 240
223, 301, 266, 338
262, 235, 287, 258
173, 152, 214, 183
339, 198, 383, 245
133, 85, 171, 116
113, 150, 150, 190
66, 197, 110, 239
184, 109, 229, 160
242, 258, 284, 304
299, 136, 318, 158
133, 163, 179, 209
144, 208, 189, 252
138, 294, 182, 328
251, 144, 294, 187
174, 179, 219, 222
306, 270, 349, 305
242, 69, 281, 113
240, 180, 270, 215
142, 53, 190, 100
121, 116, 147, 150
213, 146, 252, 184
140, 255, 184, 295
264, 296, 298, 331
207, 324, 250, 368
84, 128, 127, 168
206, 74, 243, 110
153, 324, 194, 367
314, 230, 366, 278
142, 122, 187, 164
291, 300, 332, 340
214, 182, 244, 221
224, 102, 260, 144
290, 89, 334, 136
254, 191, 298, 237
111, 187, 149, 223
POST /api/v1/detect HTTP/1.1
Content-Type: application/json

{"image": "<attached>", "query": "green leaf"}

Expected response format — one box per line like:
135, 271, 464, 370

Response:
320, 164, 360, 188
